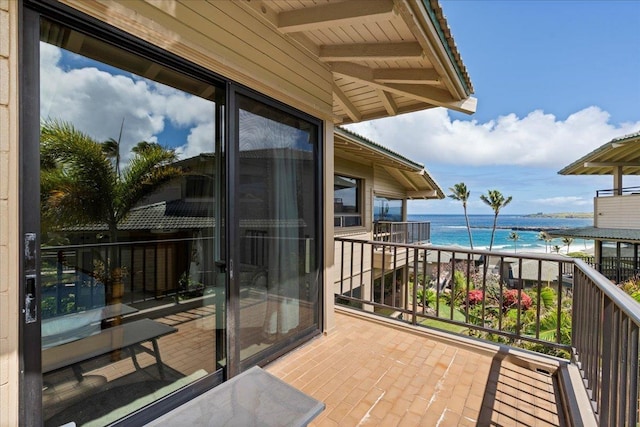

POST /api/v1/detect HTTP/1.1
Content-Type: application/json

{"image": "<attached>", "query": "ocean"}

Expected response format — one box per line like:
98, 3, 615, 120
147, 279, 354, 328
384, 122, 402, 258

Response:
407, 214, 593, 253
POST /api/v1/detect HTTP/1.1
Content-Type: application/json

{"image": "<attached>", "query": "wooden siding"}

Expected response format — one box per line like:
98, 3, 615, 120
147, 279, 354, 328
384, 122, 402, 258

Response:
61, 0, 334, 121
373, 164, 412, 197
0, 0, 19, 424
595, 195, 640, 229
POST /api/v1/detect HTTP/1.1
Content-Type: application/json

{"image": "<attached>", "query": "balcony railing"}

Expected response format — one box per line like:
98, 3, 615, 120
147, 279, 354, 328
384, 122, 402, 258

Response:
582, 256, 640, 284
334, 237, 640, 425
373, 221, 430, 244
596, 185, 640, 197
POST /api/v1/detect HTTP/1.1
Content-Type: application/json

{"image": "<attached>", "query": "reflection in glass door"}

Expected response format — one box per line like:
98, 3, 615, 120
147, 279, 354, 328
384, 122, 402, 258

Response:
236, 93, 320, 366
39, 19, 225, 426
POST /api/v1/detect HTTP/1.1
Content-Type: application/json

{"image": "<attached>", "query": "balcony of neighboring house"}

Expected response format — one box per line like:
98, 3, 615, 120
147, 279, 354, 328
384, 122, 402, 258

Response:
373, 221, 431, 245
327, 237, 639, 426
595, 186, 640, 230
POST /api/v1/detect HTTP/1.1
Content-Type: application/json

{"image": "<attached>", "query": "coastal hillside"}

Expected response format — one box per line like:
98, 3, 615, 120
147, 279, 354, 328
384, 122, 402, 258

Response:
524, 212, 593, 219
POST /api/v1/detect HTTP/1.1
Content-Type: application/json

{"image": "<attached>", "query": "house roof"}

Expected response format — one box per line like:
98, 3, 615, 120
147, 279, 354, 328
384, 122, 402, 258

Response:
64, 200, 306, 233
558, 131, 640, 175
252, 0, 476, 124
547, 226, 640, 243
335, 126, 445, 199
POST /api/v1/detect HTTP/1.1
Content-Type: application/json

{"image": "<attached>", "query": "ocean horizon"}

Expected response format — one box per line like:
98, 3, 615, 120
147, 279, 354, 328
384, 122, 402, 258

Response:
407, 214, 593, 253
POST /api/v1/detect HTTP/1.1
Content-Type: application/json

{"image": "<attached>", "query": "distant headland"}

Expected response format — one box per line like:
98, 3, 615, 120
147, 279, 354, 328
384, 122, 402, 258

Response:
523, 212, 593, 219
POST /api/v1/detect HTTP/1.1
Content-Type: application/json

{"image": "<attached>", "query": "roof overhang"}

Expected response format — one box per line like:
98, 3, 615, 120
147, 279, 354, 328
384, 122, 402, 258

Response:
334, 127, 444, 199
548, 226, 640, 243
558, 131, 640, 176
248, 0, 476, 124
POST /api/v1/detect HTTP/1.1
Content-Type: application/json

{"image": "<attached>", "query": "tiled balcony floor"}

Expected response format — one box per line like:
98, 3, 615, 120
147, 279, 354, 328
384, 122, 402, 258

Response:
266, 309, 565, 427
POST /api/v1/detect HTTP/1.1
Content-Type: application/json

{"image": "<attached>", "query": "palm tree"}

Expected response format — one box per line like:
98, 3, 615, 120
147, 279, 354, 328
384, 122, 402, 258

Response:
537, 231, 553, 253
508, 231, 520, 253
132, 140, 164, 154
480, 189, 512, 251
562, 237, 574, 254
448, 182, 474, 249
40, 119, 182, 305
101, 117, 125, 177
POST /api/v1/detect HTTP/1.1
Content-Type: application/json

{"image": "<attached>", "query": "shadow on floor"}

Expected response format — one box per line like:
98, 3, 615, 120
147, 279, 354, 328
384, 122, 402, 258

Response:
477, 349, 566, 427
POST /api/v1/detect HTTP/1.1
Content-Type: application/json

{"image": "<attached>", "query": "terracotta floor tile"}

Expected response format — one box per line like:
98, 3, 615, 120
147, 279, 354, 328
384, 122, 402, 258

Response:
262, 311, 565, 426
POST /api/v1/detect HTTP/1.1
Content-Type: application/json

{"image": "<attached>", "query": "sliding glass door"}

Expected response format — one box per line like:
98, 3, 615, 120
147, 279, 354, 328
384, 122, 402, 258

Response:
22, 7, 322, 426
234, 92, 321, 369
37, 18, 226, 426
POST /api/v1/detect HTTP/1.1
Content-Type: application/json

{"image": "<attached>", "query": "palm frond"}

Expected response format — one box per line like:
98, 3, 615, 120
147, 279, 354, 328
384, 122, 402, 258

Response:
116, 145, 181, 221
40, 119, 117, 228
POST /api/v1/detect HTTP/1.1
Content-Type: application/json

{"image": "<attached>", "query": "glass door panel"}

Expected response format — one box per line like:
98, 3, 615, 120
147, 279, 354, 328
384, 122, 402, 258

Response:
236, 94, 320, 364
39, 19, 225, 426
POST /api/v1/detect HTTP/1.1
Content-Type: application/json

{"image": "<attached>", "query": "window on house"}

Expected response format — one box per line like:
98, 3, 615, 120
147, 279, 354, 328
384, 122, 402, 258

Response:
374, 196, 403, 222
334, 175, 362, 227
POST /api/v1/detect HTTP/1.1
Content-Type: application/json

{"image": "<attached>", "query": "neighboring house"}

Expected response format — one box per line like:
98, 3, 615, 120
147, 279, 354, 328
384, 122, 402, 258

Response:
549, 131, 640, 283
333, 126, 444, 313
0, 1, 475, 425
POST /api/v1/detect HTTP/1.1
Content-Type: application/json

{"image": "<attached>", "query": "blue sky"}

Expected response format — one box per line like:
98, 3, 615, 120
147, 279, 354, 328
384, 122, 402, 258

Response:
345, 0, 640, 215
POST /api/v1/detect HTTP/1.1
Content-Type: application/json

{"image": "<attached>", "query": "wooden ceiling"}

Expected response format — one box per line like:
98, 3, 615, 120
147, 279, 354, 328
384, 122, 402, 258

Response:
247, 0, 476, 124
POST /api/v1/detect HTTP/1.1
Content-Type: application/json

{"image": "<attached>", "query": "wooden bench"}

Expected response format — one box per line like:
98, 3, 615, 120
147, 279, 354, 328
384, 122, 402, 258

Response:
144, 366, 325, 427
42, 318, 177, 381
42, 303, 138, 349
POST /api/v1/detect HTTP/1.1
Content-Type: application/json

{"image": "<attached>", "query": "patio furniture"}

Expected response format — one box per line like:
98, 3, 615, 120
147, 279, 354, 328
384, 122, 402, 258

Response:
43, 318, 177, 381
42, 303, 138, 349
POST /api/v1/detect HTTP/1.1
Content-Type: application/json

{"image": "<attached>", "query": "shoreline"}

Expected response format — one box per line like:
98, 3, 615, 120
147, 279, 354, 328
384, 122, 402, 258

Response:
469, 226, 572, 231
427, 243, 595, 256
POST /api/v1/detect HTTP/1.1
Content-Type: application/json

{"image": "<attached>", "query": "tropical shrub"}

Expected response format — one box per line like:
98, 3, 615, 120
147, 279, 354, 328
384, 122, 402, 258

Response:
416, 287, 437, 307
620, 277, 640, 303
467, 289, 484, 305
502, 289, 532, 311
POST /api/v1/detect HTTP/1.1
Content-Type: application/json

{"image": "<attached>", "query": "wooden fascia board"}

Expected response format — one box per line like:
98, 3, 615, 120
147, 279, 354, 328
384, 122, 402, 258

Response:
320, 42, 424, 62
331, 62, 476, 114
278, 0, 396, 33
397, 0, 469, 100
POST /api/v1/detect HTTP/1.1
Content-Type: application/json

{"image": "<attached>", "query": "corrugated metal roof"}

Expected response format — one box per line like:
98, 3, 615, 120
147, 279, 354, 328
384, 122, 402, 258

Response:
335, 126, 444, 199
558, 131, 640, 176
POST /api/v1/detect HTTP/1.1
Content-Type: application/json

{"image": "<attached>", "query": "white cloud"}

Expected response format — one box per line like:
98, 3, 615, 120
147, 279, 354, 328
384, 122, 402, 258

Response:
344, 107, 640, 169
40, 43, 215, 162
532, 196, 591, 207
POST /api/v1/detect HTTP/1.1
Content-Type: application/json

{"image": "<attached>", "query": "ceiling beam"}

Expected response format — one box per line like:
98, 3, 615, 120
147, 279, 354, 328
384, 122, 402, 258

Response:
407, 189, 439, 199
384, 167, 419, 191
278, 0, 396, 33
331, 62, 477, 114
374, 68, 440, 84
376, 89, 397, 116
320, 42, 423, 62
333, 83, 361, 123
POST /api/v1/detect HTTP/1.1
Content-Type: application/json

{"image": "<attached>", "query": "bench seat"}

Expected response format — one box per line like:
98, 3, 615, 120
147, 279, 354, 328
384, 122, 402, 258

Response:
43, 318, 177, 378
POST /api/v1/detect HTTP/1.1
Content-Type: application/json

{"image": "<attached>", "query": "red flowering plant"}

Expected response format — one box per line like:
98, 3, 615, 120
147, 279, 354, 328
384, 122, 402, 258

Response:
502, 289, 532, 311
467, 289, 484, 305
